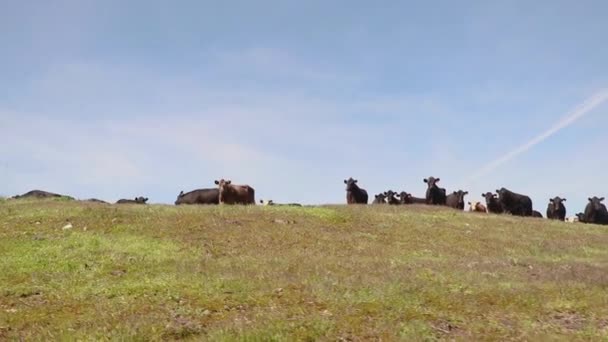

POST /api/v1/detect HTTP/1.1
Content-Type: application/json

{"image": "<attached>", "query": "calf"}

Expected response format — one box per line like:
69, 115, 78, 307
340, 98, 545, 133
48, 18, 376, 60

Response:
532, 210, 543, 218
344, 178, 368, 204
482, 192, 503, 214
116, 196, 148, 204
384, 190, 401, 205
496, 188, 533, 216
546, 197, 567, 221
576, 212, 586, 223
423, 177, 447, 205
446, 190, 468, 210
468, 201, 487, 213
214, 179, 255, 205
565, 216, 579, 223
175, 188, 219, 205
583, 197, 608, 225
400, 192, 426, 205
372, 193, 387, 204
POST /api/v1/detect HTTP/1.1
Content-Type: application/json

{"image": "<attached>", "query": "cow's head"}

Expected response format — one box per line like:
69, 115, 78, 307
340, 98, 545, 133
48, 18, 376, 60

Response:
468, 201, 478, 211
135, 196, 148, 204
423, 177, 440, 188
587, 196, 605, 211
374, 193, 386, 202
576, 212, 585, 221
344, 178, 358, 191
384, 190, 399, 202
549, 196, 566, 211
453, 190, 468, 205
482, 192, 497, 204
215, 179, 232, 188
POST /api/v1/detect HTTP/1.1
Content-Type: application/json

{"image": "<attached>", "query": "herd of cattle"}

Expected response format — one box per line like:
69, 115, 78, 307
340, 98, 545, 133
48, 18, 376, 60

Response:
5, 177, 608, 225
344, 177, 608, 225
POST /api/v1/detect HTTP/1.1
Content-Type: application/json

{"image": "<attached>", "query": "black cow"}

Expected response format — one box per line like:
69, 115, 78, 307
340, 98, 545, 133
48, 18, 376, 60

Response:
482, 192, 503, 214
116, 196, 148, 204
532, 210, 543, 218
546, 197, 567, 221
175, 188, 219, 205
446, 190, 468, 210
400, 192, 426, 205
576, 212, 586, 223
496, 188, 533, 216
384, 190, 401, 205
372, 193, 387, 204
85, 198, 108, 204
344, 178, 368, 204
583, 197, 608, 225
13, 190, 73, 200
423, 177, 447, 205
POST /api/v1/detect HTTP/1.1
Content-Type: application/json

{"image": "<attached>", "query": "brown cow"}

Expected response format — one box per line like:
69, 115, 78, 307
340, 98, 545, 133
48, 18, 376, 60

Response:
214, 179, 255, 205
468, 201, 487, 213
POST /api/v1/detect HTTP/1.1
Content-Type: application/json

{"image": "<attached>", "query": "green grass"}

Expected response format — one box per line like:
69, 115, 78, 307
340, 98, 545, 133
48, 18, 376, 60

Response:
1, 200, 607, 340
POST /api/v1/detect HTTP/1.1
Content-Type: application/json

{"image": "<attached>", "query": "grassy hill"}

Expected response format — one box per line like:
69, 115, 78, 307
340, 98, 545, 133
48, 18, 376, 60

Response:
1, 199, 607, 340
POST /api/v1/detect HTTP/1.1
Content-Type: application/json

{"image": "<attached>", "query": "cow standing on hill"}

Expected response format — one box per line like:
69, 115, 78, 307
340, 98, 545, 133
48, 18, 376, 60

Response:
446, 190, 468, 210
424, 177, 447, 205
214, 179, 255, 205
583, 197, 608, 225
175, 188, 219, 205
496, 188, 533, 216
482, 192, 503, 214
344, 178, 368, 204
546, 197, 567, 221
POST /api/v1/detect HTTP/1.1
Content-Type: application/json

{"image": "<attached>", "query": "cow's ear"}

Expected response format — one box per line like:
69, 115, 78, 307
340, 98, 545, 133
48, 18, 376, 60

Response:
563, 198, 567, 201
600, 197, 605, 202
588, 197, 593, 202
423, 178, 428, 183
481, 193, 485, 197
354, 179, 358, 183
463, 191, 468, 195
549, 198, 554, 202
344, 179, 347, 184
436, 178, 440, 182
495, 189, 500, 193
215, 180, 220, 185
226, 180, 231, 185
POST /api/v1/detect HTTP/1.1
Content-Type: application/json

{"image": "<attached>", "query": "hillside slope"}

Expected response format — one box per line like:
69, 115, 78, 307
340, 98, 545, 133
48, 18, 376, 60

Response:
1, 200, 607, 340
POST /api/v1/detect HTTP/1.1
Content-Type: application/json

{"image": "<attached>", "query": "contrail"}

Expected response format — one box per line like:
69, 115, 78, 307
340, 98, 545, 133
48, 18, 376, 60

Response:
464, 89, 608, 185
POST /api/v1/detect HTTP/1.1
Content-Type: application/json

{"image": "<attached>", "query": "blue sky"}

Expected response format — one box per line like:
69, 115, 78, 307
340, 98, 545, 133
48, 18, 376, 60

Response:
1, 0, 607, 214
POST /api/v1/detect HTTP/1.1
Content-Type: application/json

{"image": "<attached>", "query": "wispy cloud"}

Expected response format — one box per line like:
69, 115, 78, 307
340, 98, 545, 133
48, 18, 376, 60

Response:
463, 89, 608, 185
